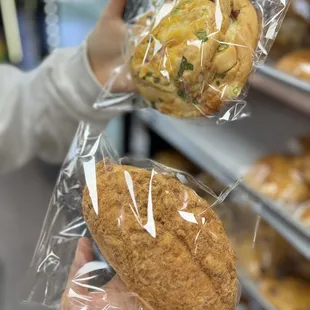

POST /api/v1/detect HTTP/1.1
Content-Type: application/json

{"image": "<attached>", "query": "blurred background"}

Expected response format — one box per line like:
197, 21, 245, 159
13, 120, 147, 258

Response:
0, 0, 310, 309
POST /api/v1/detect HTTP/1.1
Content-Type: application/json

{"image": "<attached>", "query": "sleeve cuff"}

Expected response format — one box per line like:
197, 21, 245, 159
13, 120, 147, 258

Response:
62, 42, 133, 123
64, 42, 102, 106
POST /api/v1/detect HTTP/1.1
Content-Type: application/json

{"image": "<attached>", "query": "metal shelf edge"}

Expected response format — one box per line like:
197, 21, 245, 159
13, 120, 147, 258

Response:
138, 111, 310, 259
238, 269, 276, 310
252, 66, 310, 115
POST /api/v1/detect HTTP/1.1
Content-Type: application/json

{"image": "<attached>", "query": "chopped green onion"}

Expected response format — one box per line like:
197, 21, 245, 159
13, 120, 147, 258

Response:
195, 29, 208, 42
217, 44, 228, 52
178, 89, 187, 100
172, 6, 180, 14
233, 86, 241, 96
178, 56, 194, 77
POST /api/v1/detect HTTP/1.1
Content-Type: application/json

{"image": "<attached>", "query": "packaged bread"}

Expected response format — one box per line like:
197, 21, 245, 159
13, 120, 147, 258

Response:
245, 154, 310, 204
276, 49, 310, 82
270, 0, 310, 58
259, 222, 310, 281
259, 276, 310, 310
236, 221, 285, 279
94, 0, 292, 122
237, 238, 268, 279
83, 161, 238, 310
237, 220, 310, 281
130, 0, 259, 118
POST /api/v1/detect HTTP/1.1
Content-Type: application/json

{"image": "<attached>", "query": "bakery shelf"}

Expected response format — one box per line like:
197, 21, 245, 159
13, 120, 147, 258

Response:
137, 94, 310, 258
252, 66, 310, 115
233, 186, 310, 259
238, 269, 276, 310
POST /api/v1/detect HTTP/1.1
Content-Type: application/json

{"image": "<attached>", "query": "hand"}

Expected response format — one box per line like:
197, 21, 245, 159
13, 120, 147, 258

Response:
87, 0, 135, 93
61, 238, 140, 309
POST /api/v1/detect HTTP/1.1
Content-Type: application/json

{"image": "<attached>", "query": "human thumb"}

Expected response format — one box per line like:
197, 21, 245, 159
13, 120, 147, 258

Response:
103, 0, 127, 18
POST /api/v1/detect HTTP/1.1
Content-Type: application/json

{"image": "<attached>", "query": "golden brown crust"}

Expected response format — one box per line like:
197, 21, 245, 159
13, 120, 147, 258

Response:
276, 49, 310, 82
236, 239, 265, 279
295, 203, 310, 228
130, 0, 259, 118
236, 221, 287, 280
259, 277, 310, 310
237, 221, 310, 282
83, 162, 237, 310
245, 154, 310, 204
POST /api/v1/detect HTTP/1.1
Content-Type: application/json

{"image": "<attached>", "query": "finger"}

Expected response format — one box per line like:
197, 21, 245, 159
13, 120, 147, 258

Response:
104, 0, 127, 18
102, 275, 145, 309
111, 65, 136, 93
104, 274, 127, 291
62, 238, 94, 309
66, 238, 94, 294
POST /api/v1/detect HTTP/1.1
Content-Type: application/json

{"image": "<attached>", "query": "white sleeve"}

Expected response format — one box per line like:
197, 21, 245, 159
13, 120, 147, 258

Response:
0, 44, 127, 174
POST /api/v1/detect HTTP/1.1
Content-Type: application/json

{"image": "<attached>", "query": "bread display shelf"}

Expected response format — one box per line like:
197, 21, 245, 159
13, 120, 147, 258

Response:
238, 269, 276, 310
233, 186, 310, 259
252, 65, 310, 115
137, 97, 310, 259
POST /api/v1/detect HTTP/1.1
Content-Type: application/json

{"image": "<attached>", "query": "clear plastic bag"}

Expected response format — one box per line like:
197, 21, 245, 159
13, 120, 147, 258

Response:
244, 153, 310, 205
230, 195, 310, 310
22, 122, 241, 309
97, 0, 291, 121
243, 145, 310, 231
